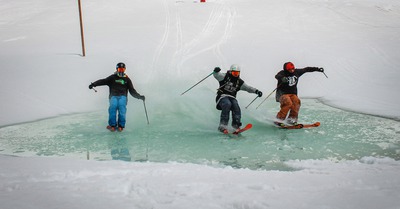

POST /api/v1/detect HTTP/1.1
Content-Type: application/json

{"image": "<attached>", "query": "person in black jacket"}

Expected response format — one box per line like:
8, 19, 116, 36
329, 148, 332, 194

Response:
89, 62, 145, 132
275, 62, 324, 126
213, 64, 263, 133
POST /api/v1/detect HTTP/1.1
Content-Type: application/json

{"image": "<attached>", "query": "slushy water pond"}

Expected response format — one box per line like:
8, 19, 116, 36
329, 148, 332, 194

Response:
1, 99, 399, 171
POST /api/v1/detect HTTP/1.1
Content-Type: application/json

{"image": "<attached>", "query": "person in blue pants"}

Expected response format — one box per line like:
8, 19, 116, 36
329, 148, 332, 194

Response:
89, 62, 145, 132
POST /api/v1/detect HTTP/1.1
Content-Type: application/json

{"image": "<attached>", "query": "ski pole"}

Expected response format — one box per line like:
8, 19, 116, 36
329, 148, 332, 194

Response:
256, 87, 277, 109
320, 68, 328, 78
90, 83, 97, 92
181, 72, 214, 95
245, 95, 259, 109
143, 100, 149, 125
143, 100, 150, 160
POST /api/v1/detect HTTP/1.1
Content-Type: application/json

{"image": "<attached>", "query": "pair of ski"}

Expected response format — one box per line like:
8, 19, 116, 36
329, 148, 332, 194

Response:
274, 121, 321, 129
222, 124, 253, 135
222, 121, 320, 135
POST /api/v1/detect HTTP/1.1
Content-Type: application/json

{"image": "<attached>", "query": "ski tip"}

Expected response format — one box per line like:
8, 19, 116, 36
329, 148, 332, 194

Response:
314, 122, 321, 127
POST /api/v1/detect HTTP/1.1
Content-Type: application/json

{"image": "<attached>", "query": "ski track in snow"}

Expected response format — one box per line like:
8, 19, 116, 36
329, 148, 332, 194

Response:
151, 0, 236, 77
169, 3, 184, 75
210, 1, 235, 67
181, 0, 233, 65
151, 0, 171, 73
326, 3, 400, 28
3, 36, 26, 42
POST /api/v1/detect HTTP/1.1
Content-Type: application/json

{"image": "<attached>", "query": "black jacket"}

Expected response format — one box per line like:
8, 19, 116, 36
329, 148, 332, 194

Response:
92, 73, 142, 99
217, 73, 245, 98
275, 67, 320, 101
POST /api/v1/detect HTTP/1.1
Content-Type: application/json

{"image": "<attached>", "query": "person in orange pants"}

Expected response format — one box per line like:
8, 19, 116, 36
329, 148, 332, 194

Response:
274, 62, 324, 125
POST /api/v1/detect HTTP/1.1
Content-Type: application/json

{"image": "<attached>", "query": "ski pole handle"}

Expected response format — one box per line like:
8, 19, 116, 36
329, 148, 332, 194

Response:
319, 68, 328, 78
90, 82, 97, 92
181, 72, 214, 95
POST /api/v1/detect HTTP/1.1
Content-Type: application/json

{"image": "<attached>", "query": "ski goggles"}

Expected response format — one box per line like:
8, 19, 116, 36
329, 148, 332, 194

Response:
231, 70, 240, 77
117, 67, 125, 73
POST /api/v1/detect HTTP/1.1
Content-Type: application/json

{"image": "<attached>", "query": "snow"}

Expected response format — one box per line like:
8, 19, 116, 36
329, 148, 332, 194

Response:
1, 155, 399, 209
1, 0, 400, 208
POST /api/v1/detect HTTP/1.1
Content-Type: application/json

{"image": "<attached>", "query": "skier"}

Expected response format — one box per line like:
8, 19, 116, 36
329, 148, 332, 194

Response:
274, 62, 324, 126
213, 64, 263, 133
89, 62, 145, 132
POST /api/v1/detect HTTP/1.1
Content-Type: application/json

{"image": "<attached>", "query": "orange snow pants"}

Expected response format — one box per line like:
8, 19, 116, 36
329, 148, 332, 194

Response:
276, 94, 301, 121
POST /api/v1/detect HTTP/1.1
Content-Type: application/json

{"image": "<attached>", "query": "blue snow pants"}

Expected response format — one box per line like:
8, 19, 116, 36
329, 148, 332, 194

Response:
108, 96, 127, 128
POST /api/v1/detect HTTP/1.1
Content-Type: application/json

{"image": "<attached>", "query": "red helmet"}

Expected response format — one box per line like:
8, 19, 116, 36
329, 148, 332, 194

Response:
283, 62, 295, 71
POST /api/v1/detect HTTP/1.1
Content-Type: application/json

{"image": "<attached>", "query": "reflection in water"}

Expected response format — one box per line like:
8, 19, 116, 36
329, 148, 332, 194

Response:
110, 135, 131, 162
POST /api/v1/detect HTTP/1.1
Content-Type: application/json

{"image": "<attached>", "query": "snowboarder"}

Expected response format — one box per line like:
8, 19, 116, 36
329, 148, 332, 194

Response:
213, 64, 263, 133
89, 62, 145, 132
274, 62, 324, 125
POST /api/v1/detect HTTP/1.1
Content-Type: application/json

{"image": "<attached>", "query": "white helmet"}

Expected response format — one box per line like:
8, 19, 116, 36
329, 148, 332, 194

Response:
230, 64, 241, 72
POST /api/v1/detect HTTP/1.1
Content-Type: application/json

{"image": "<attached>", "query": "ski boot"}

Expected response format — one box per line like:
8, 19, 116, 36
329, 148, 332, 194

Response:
107, 125, 116, 132
287, 118, 298, 126
274, 121, 285, 127
218, 125, 228, 134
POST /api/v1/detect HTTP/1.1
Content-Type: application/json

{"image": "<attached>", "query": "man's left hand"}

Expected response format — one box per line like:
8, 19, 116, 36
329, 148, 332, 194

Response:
256, 90, 263, 97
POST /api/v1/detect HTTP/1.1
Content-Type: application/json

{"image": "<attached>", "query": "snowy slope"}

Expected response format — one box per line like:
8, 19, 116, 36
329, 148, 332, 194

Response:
1, 0, 400, 126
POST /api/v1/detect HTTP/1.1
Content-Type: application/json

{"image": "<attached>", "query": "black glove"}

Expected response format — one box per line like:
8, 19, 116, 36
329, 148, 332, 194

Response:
281, 77, 289, 83
255, 90, 263, 97
89, 84, 94, 89
214, 67, 221, 73
140, 95, 145, 101
318, 67, 324, 72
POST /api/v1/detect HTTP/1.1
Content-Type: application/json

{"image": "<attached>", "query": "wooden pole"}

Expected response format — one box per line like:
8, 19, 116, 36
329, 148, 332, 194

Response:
78, 0, 86, 57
